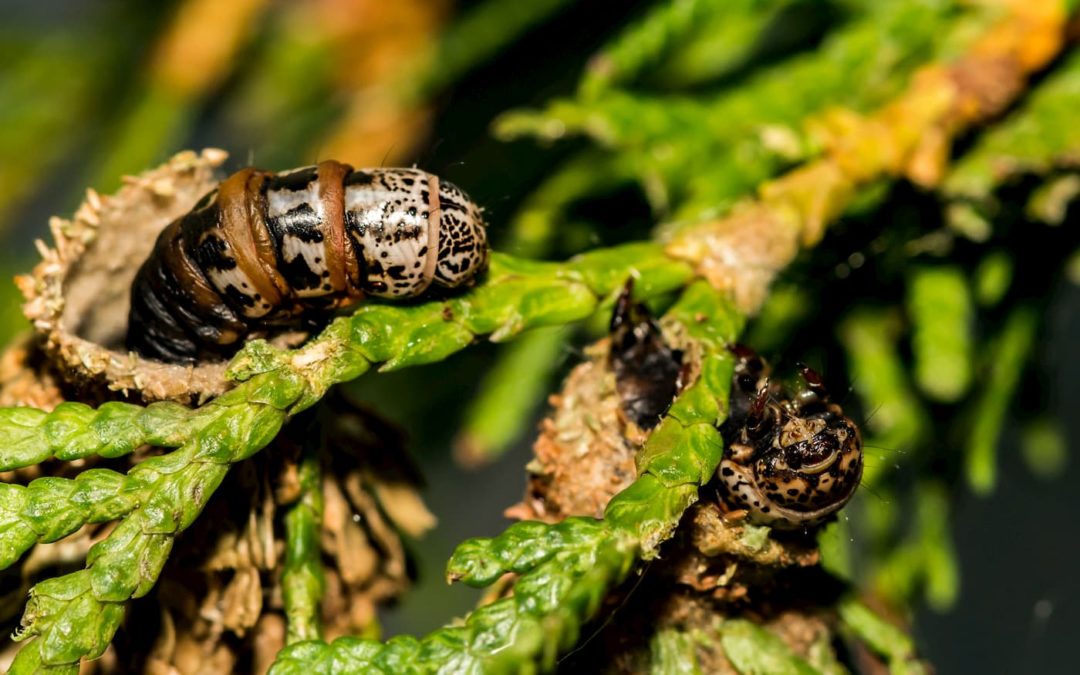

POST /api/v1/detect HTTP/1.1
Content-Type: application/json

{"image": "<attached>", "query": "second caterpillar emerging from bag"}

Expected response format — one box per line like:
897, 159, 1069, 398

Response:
126, 161, 489, 363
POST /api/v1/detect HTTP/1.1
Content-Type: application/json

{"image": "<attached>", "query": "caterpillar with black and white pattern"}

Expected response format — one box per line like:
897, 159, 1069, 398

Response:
126, 161, 489, 363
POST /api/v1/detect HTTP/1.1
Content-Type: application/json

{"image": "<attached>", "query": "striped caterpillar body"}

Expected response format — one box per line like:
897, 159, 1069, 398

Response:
126, 161, 489, 363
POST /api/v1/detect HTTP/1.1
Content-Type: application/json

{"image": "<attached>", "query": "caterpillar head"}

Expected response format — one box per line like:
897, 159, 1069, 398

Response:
718, 349, 863, 529
433, 179, 489, 289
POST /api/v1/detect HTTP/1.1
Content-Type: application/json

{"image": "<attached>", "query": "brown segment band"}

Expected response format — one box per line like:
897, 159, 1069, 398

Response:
314, 160, 355, 300
245, 171, 290, 303
421, 173, 441, 294
216, 169, 282, 308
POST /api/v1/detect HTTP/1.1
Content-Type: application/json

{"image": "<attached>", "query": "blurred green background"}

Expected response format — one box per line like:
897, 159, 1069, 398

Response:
1, 1, 1077, 672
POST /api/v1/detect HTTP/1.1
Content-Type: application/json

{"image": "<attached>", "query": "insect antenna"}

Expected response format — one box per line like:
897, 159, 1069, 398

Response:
861, 443, 908, 457
380, 144, 398, 168
855, 480, 889, 504
858, 402, 885, 428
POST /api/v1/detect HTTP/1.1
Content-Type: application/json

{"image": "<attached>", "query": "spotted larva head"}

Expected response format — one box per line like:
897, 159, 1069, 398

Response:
718, 349, 863, 529
432, 179, 488, 289
720, 408, 862, 529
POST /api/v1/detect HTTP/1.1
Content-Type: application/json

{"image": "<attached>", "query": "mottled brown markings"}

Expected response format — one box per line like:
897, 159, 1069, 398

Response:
317, 160, 355, 299
216, 169, 282, 310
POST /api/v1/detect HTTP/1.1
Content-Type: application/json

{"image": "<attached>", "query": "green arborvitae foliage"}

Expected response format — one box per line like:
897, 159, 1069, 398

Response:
269, 283, 740, 674
649, 629, 702, 675
944, 48, 1080, 206
0, 401, 219, 472
718, 620, 821, 675
2, 0, 1078, 672
8, 373, 299, 672
497, 0, 980, 223
964, 307, 1039, 494
282, 443, 326, 644
2, 246, 695, 670
838, 597, 926, 675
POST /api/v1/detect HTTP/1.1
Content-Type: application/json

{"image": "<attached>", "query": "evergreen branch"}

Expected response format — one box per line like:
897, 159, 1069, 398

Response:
4, 1, 1072, 671
914, 484, 960, 610
667, 0, 1067, 312
503, 1, 961, 148
943, 48, 1080, 204
269, 484, 640, 673
0, 468, 147, 570
269, 281, 743, 673
3, 245, 693, 669
838, 596, 926, 675
283, 444, 326, 644
579, 0, 790, 97
10, 371, 304, 670
1026, 172, 1080, 226
718, 620, 821, 675
0, 400, 219, 472
0, 246, 686, 572
974, 252, 1013, 308
649, 628, 702, 675
498, 0, 968, 220
943, 46, 1080, 237
872, 482, 960, 611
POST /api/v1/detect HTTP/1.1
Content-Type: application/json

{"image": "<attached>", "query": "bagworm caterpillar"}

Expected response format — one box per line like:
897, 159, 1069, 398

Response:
126, 161, 488, 363
718, 346, 863, 529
